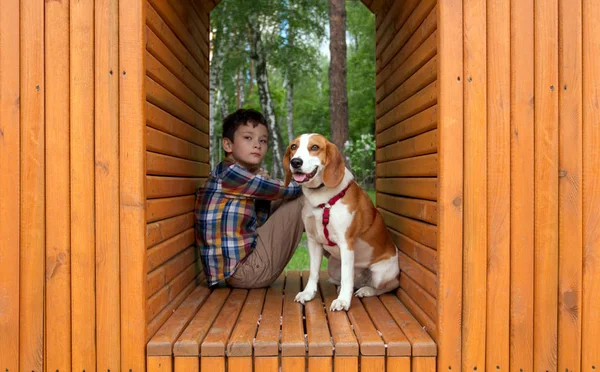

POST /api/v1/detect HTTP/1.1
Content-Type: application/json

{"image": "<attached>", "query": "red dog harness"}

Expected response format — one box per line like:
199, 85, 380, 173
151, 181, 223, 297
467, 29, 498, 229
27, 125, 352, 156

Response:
318, 184, 352, 246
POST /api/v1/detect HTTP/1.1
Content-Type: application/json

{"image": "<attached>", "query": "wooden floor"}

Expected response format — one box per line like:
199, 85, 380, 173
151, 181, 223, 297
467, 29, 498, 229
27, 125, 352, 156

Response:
147, 270, 437, 372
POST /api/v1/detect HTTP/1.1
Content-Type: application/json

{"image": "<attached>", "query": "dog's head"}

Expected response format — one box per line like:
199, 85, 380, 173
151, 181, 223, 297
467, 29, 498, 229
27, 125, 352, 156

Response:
283, 134, 345, 189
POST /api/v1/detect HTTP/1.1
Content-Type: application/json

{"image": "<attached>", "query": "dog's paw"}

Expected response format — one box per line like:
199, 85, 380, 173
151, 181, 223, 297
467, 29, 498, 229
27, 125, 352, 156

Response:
354, 286, 377, 298
295, 290, 316, 304
330, 297, 351, 311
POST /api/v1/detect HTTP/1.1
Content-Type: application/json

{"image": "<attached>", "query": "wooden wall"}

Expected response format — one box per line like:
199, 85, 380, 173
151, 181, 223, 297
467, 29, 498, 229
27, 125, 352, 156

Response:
373, 0, 439, 341
144, 0, 212, 341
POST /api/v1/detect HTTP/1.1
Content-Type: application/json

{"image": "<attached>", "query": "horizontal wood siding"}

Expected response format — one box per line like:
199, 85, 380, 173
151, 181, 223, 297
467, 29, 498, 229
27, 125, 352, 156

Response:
144, 0, 210, 340
374, 0, 439, 341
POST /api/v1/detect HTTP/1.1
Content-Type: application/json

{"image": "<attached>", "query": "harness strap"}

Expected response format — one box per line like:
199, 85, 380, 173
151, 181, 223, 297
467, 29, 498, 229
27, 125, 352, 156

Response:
318, 184, 352, 246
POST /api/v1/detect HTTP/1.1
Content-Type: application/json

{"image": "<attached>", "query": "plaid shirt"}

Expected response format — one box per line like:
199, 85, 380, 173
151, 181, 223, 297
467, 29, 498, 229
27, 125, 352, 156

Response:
195, 160, 302, 286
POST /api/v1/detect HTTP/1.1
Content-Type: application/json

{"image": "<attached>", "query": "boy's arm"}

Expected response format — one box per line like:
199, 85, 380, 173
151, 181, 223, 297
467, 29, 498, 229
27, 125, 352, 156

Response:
221, 163, 301, 200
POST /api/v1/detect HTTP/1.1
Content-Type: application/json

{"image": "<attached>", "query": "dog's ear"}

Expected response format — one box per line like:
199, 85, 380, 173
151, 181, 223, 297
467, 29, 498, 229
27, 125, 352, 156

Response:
323, 141, 345, 188
283, 144, 293, 187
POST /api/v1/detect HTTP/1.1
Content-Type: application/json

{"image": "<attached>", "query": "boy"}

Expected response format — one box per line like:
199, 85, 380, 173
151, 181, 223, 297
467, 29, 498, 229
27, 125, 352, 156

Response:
195, 108, 304, 289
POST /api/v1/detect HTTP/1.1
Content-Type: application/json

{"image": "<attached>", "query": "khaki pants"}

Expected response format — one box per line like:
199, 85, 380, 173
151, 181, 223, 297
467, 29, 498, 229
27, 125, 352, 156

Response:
226, 196, 304, 288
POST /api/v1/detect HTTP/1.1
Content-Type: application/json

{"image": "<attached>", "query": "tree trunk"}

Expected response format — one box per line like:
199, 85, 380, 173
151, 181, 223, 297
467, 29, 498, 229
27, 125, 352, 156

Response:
209, 39, 227, 169
236, 68, 245, 109
328, 0, 349, 158
286, 76, 294, 142
249, 22, 285, 179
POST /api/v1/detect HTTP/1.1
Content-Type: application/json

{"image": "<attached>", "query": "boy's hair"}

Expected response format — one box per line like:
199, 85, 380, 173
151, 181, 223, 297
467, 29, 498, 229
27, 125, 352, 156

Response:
222, 108, 269, 142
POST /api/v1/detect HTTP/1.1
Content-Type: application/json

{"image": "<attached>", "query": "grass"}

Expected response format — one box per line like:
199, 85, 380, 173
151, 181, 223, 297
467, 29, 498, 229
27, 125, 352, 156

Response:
284, 188, 376, 272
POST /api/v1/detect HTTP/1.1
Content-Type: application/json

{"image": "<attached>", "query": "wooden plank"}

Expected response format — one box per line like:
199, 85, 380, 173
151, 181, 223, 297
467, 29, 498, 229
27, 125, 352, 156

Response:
534, 0, 559, 371
377, 106, 437, 149
147, 285, 211, 355
378, 0, 436, 72
147, 246, 196, 297
227, 357, 252, 372
147, 266, 198, 321
147, 176, 205, 199
376, 154, 438, 178
166, 0, 209, 59
0, 0, 20, 368
379, 294, 437, 357
376, 0, 420, 59
398, 291, 437, 342
173, 288, 231, 356
174, 357, 198, 372
45, 0, 72, 368
146, 0, 208, 71
389, 229, 437, 274
19, 0, 45, 369
147, 102, 209, 146
348, 296, 385, 356
486, 0, 511, 370
281, 271, 305, 357
377, 193, 438, 225
398, 251, 437, 298
377, 10, 438, 89
147, 279, 197, 341
148, 355, 172, 372
120, 0, 147, 367
254, 357, 278, 372
376, 82, 437, 134
146, 52, 208, 119
376, 129, 437, 164
375, 0, 405, 41
376, 178, 437, 201
510, 0, 534, 370
147, 76, 208, 132
412, 357, 436, 372
200, 357, 224, 372
558, 1, 583, 371
145, 4, 208, 89
360, 356, 385, 372
582, 0, 600, 369
227, 289, 267, 356
254, 274, 285, 356
318, 272, 359, 356
437, 0, 463, 369
147, 126, 208, 162
334, 357, 358, 372
382, 211, 437, 250
147, 228, 195, 272
201, 289, 248, 356
378, 56, 437, 116
361, 296, 411, 356
147, 212, 195, 248
462, 0, 487, 370
301, 271, 333, 356
95, 0, 121, 369
281, 357, 304, 372
146, 27, 208, 103
146, 195, 196, 223
387, 357, 411, 372
399, 273, 437, 323
307, 357, 332, 372
147, 151, 210, 177
70, 0, 97, 368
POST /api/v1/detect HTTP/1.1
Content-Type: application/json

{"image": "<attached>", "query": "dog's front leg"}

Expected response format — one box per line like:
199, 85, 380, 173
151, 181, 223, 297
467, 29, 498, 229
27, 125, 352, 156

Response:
294, 237, 323, 304
330, 239, 354, 311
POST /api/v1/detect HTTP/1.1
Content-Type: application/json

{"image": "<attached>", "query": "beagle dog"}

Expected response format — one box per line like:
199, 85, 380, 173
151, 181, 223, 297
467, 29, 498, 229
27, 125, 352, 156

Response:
284, 134, 400, 311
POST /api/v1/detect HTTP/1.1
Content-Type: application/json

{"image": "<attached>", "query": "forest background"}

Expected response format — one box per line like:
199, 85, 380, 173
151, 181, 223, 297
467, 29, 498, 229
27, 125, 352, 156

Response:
209, 0, 376, 189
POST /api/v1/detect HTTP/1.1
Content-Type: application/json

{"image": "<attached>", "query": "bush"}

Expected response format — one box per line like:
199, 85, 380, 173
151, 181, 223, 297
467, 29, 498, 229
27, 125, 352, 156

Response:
345, 133, 375, 189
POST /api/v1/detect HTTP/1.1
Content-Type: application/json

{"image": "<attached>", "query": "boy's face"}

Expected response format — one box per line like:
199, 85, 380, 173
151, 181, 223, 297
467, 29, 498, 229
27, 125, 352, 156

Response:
222, 122, 269, 170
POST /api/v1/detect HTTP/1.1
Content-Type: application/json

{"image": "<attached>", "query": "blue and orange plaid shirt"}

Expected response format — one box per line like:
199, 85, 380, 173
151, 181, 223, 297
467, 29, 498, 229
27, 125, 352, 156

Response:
195, 160, 302, 286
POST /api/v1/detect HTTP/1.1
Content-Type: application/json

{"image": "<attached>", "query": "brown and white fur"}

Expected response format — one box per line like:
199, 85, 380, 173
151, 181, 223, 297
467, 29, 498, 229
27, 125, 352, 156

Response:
284, 134, 400, 311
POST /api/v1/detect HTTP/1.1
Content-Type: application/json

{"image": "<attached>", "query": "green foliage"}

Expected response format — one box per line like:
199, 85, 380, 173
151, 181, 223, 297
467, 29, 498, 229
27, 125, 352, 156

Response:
345, 133, 376, 187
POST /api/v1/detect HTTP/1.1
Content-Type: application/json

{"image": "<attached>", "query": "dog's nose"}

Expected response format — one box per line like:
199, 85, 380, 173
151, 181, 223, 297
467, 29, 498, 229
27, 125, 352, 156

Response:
290, 158, 303, 169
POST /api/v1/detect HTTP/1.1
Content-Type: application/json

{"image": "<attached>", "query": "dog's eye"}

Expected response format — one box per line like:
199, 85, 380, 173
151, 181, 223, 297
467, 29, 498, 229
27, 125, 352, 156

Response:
290, 144, 297, 150
311, 145, 319, 151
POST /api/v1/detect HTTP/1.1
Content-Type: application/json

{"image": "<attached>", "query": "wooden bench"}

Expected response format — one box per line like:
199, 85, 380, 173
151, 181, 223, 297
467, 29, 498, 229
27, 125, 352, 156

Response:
147, 270, 437, 372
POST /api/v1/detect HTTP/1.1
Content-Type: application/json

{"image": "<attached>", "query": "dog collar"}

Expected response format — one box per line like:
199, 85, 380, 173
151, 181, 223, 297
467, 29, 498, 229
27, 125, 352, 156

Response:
318, 183, 352, 246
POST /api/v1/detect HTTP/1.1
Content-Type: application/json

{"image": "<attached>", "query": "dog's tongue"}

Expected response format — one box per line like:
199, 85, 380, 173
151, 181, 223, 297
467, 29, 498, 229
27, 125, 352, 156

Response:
293, 173, 308, 182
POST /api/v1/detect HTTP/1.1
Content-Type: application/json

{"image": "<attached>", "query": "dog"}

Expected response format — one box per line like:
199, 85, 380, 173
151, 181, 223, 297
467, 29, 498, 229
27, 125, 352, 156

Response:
283, 134, 400, 311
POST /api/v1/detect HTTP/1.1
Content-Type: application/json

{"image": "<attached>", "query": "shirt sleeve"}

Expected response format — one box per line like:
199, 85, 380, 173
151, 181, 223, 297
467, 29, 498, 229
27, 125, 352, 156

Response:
221, 163, 302, 200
